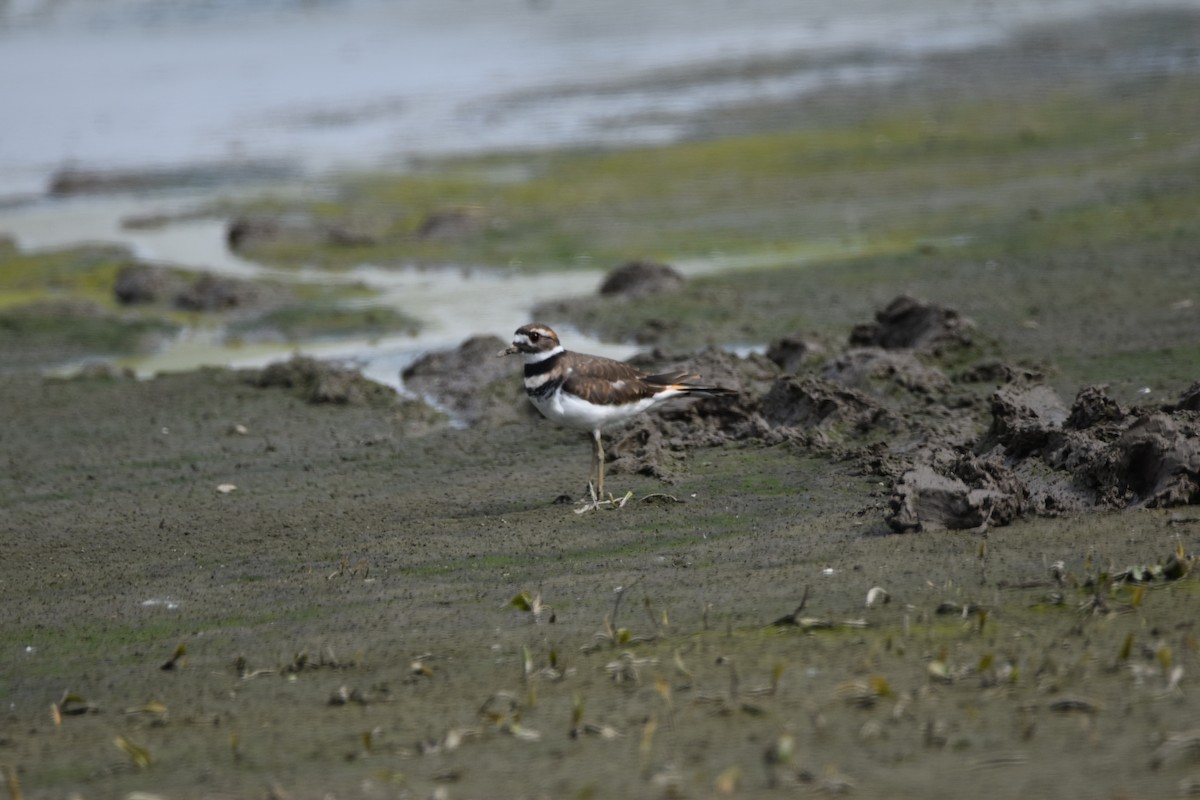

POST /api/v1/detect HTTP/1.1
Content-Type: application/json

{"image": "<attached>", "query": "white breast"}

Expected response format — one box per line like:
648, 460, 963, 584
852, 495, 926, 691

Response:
532, 383, 683, 432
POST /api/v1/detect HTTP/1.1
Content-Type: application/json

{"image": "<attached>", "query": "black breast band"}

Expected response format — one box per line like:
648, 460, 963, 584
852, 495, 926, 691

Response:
528, 377, 562, 399
524, 351, 563, 378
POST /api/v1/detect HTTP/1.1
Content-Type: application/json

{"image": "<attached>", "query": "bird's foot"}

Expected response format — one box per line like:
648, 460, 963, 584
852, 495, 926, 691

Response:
574, 487, 634, 514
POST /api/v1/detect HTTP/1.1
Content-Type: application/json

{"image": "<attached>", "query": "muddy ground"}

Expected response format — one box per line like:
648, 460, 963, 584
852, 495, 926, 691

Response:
3, 311, 1198, 800
5, 10, 1200, 800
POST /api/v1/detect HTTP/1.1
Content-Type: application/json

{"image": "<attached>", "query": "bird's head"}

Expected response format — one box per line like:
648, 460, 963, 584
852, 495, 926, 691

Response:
498, 323, 562, 360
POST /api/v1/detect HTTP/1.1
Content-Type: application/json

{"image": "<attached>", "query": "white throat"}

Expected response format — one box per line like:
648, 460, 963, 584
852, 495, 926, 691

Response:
523, 345, 564, 365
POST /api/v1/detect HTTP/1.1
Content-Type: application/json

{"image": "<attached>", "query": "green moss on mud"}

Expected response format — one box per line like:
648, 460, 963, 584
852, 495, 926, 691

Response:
0, 244, 180, 365
230, 302, 420, 342
228, 72, 1200, 276
0, 302, 179, 368
0, 240, 418, 367
0, 244, 132, 308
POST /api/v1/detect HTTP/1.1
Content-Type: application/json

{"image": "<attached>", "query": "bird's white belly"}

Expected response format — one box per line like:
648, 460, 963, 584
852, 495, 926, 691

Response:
532, 388, 674, 432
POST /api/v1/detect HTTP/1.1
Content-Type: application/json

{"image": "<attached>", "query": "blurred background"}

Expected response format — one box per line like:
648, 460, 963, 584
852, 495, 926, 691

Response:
1, 0, 1198, 393
2, 0, 1181, 195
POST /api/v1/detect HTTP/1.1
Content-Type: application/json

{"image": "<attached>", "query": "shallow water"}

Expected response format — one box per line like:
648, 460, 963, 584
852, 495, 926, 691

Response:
2, 0, 1190, 196
0, 187, 827, 387
0, 189, 636, 386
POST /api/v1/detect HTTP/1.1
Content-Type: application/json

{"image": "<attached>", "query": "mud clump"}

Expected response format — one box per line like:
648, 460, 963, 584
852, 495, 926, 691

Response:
227, 213, 377, 252
528, 261, 686, 346
609, 349, 780, 480
1065, 384, 1126, 428
821, 348, 951, 397
1087, 413, 1200, 508
1168, 381, 1200, 412
887, 453, 1025, 532
849, 294, 974, 353
953, 358, 1041, 386
980, 383, 1069, 458
991, 383, 1200, 511
760, 376, 894, 436
247, 356, 402, 408
888, 382, 1200, 531
606, 341, 954, 480
765, 334, 825, 373
114, 264, 178, 305
402, 335, 525, 426
114, 264, 284, 313
599, 260, 685, 298
750, 296, 1200, 532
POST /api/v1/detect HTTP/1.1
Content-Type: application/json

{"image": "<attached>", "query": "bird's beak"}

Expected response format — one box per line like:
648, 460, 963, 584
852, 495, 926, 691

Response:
497, 345, 519, 357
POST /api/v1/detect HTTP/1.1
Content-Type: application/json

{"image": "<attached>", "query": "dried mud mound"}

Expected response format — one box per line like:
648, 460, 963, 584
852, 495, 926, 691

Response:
598, 260, 685, 298
849, 293, 975, 352
888, 384, 1200, 532
887, 454, 1027, 533
1169, 381, 1200, 412
113, 263, 293, 317
416, 295, 1199, 523
617, 295, 1200, 524
620, 295, 1199, 528
402, 335, 526, 426
764, 333, 825, 373
609, 349, 781, 480
531, 260, 687, 345
605, 328, 973, 480
245, 356, 410, 410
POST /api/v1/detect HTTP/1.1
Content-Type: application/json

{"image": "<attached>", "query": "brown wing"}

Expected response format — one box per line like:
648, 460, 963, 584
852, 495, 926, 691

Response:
560, 353, 736, 402
561, 373, 660, 404
559, 353, 658, 404
567, 353, 651, 381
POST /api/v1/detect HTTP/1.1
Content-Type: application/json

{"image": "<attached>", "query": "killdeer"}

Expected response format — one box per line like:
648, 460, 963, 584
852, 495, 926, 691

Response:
498, 323, 735, 505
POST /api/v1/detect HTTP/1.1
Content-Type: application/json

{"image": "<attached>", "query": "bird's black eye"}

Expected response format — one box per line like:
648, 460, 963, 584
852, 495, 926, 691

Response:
529, 332, 540, 342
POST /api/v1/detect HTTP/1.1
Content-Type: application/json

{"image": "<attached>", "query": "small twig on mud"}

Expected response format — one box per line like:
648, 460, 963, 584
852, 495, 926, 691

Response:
770, 586, 811, 626
160, 643, 187, 671
574, 490, 635, 515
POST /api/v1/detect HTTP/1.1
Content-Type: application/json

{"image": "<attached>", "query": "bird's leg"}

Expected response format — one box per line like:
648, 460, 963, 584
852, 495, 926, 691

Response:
593, 429, 606, 501
585, 431, 599, 503
576, 429, 629, 514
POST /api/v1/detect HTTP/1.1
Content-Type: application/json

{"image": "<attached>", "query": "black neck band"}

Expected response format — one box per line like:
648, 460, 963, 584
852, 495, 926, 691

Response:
524, 351, 563, 377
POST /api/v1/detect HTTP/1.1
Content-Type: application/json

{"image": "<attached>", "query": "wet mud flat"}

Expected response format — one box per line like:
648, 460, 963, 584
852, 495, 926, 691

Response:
2, 305, 1199, 799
